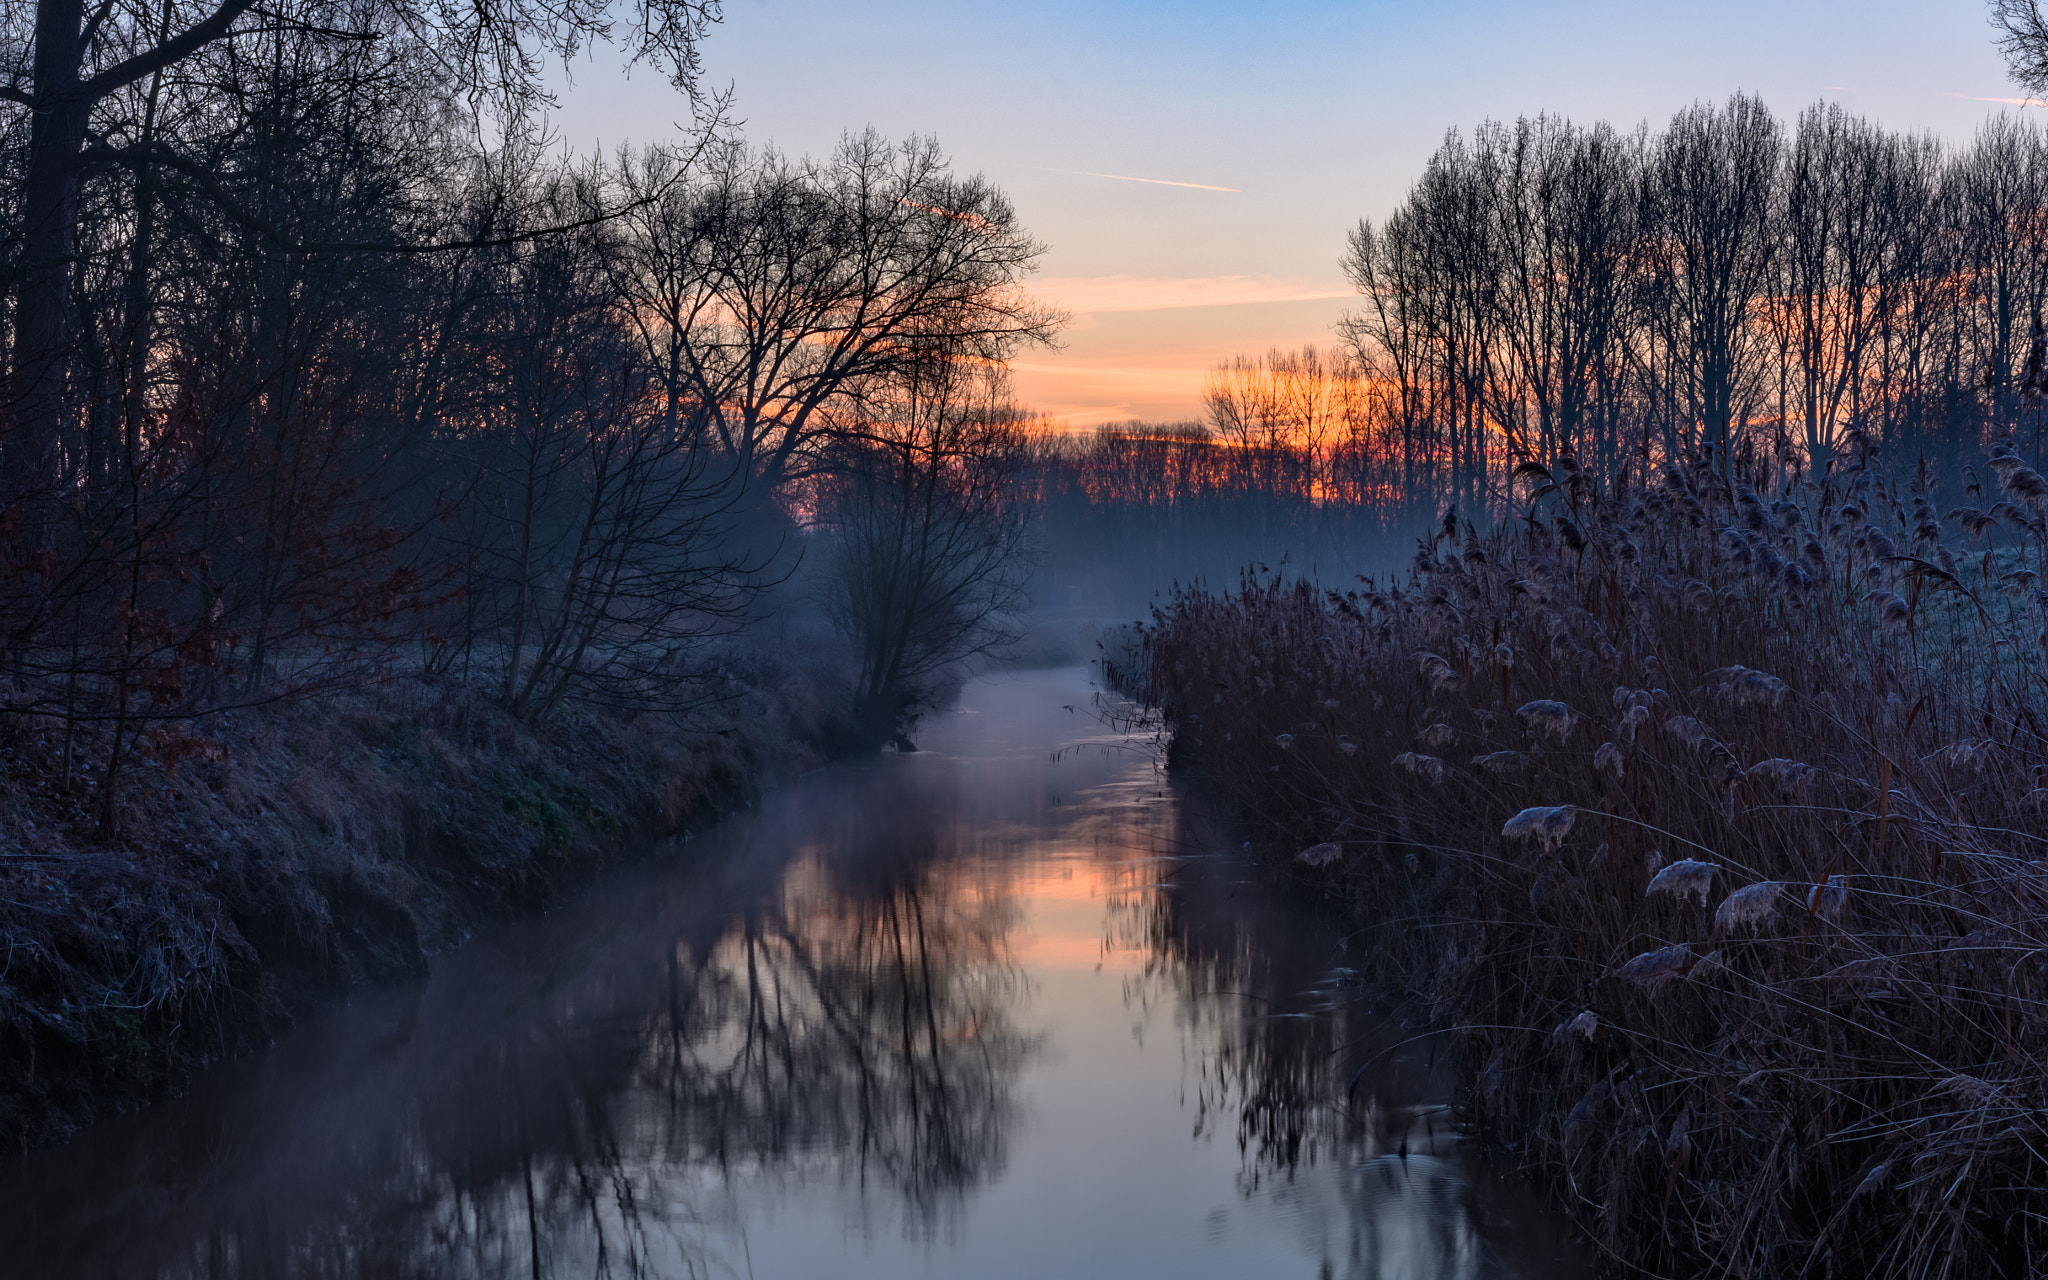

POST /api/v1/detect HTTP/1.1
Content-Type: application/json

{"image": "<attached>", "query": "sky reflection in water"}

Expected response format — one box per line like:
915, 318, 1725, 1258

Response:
0, 667, 1580, 1279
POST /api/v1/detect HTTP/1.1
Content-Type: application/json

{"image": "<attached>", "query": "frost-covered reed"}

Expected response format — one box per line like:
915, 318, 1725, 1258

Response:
1124, 439, 2048, 1278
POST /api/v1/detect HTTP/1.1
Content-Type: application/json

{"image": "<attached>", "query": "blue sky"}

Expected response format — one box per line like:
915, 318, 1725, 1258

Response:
553, 0, 2031, 424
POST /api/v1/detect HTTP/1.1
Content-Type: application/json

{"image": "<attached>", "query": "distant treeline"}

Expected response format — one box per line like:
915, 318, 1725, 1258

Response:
1027, 94, 2048, 612
1345, 95, 2048, 509
1023, 418, 1410, 613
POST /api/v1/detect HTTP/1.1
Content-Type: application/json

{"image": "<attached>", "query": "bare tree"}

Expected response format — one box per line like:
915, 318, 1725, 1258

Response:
0, 20, 454, 830
439, 160, 760, 719
1342, 208, 1444, 525
1202, 345, 1363, 526
1993, 1, 2048, 100
1644, 95, 1782, 490
819, 359, 1034, 748
1948, 115, 2048, 423
1773, 103, 1940, 470
1334, 96, 2048, 525
603, 131, 1062, 494
1475, 114, 1640, 474
0, 0, 720, 499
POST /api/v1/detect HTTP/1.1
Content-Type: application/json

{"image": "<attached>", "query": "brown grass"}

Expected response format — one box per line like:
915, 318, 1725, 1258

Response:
1128, 440, 2048, 1278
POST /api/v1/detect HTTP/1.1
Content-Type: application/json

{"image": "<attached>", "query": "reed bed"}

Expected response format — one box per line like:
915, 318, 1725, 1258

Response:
1127, 437, 2048, 1278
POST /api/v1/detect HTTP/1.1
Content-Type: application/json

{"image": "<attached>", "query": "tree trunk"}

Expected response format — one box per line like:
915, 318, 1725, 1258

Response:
10, 0, 90, 499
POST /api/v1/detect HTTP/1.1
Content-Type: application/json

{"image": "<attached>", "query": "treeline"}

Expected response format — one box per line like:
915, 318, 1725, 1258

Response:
1023, 344, 1468, 610
1023, 411, 1404, 613
1344, 96, 2048, 512
1068, 97, 2048, 550
0, 0, 1060, 824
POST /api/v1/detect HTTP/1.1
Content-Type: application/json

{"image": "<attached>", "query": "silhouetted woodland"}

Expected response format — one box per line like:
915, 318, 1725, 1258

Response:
0, 0, 1063, 827
1349, 96, 2048, 498
1034, 97, 2048, 618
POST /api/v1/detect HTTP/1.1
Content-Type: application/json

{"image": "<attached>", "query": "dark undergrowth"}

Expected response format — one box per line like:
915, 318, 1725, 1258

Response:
0, 631, 856, 1153
1127, 437, 2048, 1279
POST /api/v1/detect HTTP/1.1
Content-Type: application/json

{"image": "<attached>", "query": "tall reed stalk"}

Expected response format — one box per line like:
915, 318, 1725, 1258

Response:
1130, 437, 2048, 1278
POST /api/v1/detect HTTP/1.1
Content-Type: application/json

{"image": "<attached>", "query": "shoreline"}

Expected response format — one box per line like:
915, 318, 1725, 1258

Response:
0, 640, 857, 1153
1122, 455, 2048, 1277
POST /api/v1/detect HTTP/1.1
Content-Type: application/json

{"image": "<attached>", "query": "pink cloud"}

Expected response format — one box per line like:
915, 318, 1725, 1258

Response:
1945, 92, 2048, 107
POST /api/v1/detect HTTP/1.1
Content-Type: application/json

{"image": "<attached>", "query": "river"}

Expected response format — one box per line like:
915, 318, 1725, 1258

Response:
0, 666, 1581, 1279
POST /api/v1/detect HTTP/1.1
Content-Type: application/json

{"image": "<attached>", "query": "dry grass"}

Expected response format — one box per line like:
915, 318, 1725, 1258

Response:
1129, 440, 2048, 1278
0, 630, 855, 1151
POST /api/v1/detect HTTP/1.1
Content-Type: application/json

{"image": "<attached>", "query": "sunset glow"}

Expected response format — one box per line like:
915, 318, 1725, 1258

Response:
548, 0, 2024, 433
21, 0, 2048, 1273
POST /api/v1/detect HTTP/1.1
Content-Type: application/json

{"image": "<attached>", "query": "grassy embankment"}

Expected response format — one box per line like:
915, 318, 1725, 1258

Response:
1130, 441, 2048, 1279
0, 631, 856, 1152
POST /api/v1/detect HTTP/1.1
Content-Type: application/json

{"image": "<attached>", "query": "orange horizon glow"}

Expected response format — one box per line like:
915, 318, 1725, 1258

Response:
1012, 278, 1359, 427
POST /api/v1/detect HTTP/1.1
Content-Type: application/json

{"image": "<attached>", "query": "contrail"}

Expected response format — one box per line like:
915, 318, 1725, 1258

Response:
1049, 168, 1240, 193
1946, 92, 2048, 107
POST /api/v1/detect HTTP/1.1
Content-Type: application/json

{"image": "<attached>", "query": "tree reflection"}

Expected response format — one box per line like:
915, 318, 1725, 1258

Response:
644, 855, 1026, 1227
0, 791, 1031, 1280
1117, 845, 1375, 1180
1119, 843, 1552, 1280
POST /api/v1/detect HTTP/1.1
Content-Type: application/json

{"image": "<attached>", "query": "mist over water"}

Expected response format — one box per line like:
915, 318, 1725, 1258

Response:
1025, 442, 1423, 626
0, 668, 1578, 1279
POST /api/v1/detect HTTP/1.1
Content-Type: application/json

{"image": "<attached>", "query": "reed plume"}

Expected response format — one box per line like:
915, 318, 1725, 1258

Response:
1122, 441, 2048, 1278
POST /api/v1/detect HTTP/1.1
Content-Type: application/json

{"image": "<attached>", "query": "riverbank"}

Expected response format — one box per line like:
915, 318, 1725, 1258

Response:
0, 631, 857, 1151
0, 666, 1582, 1278
1128, 447, 2048, 1278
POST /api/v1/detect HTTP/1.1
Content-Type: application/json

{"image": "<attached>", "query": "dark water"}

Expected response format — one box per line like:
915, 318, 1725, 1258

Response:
0, 667, 1581, 1279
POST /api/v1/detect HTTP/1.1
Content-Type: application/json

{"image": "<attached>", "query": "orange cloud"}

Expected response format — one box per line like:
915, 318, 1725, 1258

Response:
1029, 274, 1356, 314
1010, 361, 1211, 427
1010, 360, 1205, 386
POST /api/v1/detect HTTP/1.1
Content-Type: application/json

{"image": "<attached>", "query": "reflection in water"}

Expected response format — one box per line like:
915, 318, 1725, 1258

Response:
4, 783, 1031, 1278
1122, 797, 1574, 1280
0, 668, 1575, 1279
653, 852, 1028, 1230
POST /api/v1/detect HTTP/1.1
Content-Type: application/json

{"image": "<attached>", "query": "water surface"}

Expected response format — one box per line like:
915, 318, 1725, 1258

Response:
0, 667, 1579, 1279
